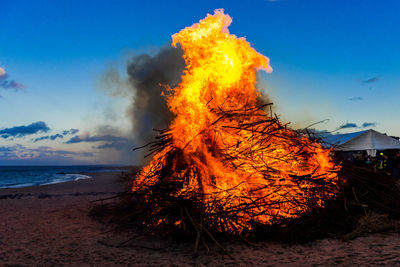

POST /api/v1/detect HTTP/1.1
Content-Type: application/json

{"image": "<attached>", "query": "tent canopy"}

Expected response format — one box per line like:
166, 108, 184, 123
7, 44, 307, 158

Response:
320, 129, 400, 155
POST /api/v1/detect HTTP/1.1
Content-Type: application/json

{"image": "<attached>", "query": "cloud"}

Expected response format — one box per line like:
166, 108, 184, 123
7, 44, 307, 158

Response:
64, 130, 134, 154
0, 67, 26, 92
305, 129, 331, 135
348, 96, 363, 101
92, 140, 130, 151
362, 77, 379, 84
32, 128, 80, 143
1, 80, 25, 90
62, 128, 79, 135
0, 146, 13, 152
338, 122, 358, 129
0, 67, 6, 77
32, 134, 63, 143
0, 121, 50, 139
335, 121, 377, 131
0, 144, 94, 165
307, 122, 378, 144
65, 132, 128, 144
362, 122, 377, 128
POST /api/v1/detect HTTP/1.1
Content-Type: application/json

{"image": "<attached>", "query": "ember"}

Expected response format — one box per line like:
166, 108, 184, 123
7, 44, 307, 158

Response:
132, 9, 340, 237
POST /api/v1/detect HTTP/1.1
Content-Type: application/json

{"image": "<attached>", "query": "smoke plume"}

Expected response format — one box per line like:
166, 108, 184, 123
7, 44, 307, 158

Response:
126, 46, 185, 145
98, 45, 185, 163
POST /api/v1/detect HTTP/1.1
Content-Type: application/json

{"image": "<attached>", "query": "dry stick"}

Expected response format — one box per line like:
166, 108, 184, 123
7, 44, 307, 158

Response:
132, 143, 150, 151
184, 206, 234, 259
97, 240, 167, 251
201, 223, 234, 260
352, 186, 368, 216
194, 227, 202, 257
183, 206, 202, 257
91, 191, 130, 203
201, 236, 210, 253
227, 220, 258, 247
116, 234, 143, 247
269, 104, 273, 117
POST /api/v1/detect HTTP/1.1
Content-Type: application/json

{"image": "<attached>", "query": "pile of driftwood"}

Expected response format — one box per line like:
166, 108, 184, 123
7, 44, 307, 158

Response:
100, 103, 344, 251
92, 166, 400, 253
91, 104, 400, 253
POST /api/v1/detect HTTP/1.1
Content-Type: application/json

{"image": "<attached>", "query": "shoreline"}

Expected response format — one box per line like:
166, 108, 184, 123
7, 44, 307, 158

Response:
0, 165, 135, 190
0, 171, 128, 199
1, 172, 400, 265
0, 173, 92, 190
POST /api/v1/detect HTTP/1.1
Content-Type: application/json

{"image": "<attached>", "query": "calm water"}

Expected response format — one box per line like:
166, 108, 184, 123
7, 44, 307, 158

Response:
0, 166, 130, 189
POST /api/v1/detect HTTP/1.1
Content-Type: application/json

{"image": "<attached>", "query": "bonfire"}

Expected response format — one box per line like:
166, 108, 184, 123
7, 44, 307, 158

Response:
131, 9, 341, 239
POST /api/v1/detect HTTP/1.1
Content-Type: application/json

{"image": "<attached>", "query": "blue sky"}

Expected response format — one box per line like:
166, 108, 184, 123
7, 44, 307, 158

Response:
1, 0, 399, 165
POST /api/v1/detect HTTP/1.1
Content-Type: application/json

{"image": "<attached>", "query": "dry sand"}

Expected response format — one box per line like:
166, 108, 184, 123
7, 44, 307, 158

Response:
1, 172, 400, 266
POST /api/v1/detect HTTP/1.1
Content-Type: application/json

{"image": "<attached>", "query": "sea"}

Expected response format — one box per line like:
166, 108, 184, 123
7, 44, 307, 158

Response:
0, 165, 130, 189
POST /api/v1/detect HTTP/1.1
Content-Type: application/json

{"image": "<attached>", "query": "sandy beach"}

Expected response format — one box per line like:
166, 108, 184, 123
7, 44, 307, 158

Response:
0, 172, 400, 266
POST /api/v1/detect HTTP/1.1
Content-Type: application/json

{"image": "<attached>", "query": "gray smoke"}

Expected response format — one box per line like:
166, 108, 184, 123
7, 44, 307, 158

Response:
126, 46, 185, 145
98, 45, 185, 164
255, 72, 274, 115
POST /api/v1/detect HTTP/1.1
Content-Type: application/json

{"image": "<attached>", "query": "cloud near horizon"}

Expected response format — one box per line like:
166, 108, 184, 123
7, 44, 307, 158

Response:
65, 132, 128, 144
92, 140, 130, 151
339, 122, 358, 129
64, 131, 134, 159
62, 129, 79, 135
32, 128, 80, 143
0, 144, 94, 165
362, 122, 377, 128
33, 134, 63, 143
336, 121, 377, 130
0, 121, 50, 139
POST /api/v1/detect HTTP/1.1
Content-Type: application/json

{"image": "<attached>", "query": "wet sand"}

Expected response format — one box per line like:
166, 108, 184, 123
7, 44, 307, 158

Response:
1, 172, 400, 266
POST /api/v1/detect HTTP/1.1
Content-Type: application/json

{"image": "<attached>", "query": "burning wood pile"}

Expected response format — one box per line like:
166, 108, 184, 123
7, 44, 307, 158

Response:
130, 10, 340, 240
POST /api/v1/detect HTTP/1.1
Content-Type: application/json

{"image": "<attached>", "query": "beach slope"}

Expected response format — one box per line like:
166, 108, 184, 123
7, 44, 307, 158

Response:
1, 172, 400, 266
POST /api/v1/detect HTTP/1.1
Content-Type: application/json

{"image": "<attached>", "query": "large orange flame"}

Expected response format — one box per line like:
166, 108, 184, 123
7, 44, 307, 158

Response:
133, 9, 340, 233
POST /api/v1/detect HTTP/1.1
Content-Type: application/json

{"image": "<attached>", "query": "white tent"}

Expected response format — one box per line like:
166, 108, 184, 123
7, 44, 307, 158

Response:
321, 129, 400, 156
